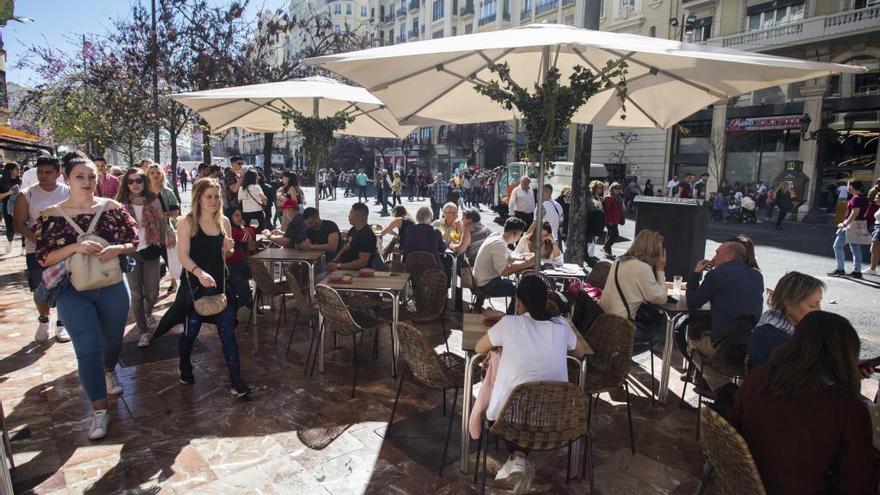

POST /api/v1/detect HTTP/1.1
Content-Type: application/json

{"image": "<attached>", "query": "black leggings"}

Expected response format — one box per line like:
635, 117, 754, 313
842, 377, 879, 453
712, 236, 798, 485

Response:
604, 223, 619, 252
242, 211, 266, 232
3, 212, 13, 242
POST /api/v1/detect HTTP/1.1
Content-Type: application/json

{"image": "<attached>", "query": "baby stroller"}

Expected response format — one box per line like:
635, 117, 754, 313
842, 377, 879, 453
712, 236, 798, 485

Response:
730, 196, 757, 223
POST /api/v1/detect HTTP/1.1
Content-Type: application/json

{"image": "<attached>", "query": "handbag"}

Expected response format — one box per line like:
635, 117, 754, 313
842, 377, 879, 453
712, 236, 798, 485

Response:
844, 220, 872, 245
187, 225, 229, 317
56, 201, 124, 292
613, 260, 665, 333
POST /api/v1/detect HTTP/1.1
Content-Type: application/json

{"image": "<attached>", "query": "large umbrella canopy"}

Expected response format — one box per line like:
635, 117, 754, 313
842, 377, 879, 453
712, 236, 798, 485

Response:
170, 76, 414, 138
304, 23, 865, 128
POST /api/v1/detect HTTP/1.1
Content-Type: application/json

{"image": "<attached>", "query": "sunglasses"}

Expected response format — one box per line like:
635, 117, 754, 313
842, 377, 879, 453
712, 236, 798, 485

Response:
128, 178, 144, 185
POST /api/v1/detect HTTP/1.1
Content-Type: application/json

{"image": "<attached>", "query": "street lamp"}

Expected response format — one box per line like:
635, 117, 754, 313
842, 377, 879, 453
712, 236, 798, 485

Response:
669, 15, 697, 42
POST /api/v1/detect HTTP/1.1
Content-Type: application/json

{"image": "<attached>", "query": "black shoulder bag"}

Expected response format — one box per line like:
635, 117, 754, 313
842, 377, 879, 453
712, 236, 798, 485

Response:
613, 260, 665, 334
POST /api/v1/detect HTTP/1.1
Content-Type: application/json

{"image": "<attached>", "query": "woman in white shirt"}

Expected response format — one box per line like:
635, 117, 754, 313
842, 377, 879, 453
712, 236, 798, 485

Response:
514, 221, 564, 266
474, 276, 588, 490
237, 169, 267, 231
599, 229, 667, 327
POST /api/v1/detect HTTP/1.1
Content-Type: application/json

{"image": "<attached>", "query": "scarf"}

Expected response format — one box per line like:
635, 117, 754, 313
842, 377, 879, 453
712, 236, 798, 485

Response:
124, 198, 163, 246
757, 309, 796, 336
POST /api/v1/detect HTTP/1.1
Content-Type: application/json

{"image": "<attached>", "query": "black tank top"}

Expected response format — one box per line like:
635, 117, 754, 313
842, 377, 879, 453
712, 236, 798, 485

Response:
187, 224, 224, 288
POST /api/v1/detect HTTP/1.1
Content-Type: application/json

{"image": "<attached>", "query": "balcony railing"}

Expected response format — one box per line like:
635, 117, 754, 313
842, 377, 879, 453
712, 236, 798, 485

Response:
398, 7, 407, 17
478, 13, 496, 25
502, 11, 510, 20
461, 3, 475, 15
397, 34, 407, 43
562, 0, 574, 6
535, 0, 559, 15
706, 5, 879, 51
409, 0, 420, 9
409, 30, 419, 39
521, 6, 532, 18
384, 13, 395, 22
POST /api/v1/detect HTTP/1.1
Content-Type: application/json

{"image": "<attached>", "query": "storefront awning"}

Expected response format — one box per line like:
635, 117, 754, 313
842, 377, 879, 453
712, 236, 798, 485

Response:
0, 125, 54, 153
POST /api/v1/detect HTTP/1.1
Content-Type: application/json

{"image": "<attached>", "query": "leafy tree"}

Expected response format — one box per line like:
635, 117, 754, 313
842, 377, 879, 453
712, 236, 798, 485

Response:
363, 137, 398, 172
445, 122, 510, 167
326, 135, 367, 171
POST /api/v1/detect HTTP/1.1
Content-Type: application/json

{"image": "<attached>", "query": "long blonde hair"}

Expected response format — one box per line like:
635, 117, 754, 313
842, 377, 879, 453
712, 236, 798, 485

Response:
625, 230, 664, 268
187, 178, 223, 236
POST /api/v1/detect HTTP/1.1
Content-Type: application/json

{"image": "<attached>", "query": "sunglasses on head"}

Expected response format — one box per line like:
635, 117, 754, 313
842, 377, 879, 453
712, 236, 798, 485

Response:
128, 178, 144, 185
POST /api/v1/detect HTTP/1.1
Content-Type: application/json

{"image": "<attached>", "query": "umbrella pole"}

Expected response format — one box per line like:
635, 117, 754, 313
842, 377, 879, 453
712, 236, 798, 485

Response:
532, 46, 551, 271
313, 98, 320, 214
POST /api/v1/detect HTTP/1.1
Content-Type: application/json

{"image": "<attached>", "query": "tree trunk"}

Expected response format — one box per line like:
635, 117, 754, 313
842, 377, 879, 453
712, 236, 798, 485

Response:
263, 133, 274, 176
566, 124, 591, 265
169, 127, 181, 201
201, 119, 211, 165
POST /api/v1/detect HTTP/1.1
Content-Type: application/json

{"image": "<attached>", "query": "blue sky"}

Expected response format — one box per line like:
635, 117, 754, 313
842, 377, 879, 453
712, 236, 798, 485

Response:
3, 0, 279, 86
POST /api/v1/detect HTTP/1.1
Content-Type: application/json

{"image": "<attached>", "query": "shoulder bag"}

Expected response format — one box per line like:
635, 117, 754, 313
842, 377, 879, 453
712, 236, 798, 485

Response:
613, 260, 665, 332
844, 220, 872, 245
188, 225, 229, 316
56, 201, 124, 292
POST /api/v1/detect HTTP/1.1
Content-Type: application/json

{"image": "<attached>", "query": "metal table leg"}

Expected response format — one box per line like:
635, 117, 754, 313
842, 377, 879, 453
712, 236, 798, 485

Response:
460, 351, 476, 473
658, 314, 676, 404
390, 291, 399, 378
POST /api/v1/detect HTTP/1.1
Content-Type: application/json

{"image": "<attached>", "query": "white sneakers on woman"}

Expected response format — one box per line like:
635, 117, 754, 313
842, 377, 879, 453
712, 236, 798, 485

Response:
88, 409, 110, 440
105, 371, 123, 396
495, 455, 535, 493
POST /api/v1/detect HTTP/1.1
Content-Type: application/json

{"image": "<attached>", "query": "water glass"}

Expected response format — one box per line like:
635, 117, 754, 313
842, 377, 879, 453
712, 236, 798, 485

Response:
672, 275, 683, 296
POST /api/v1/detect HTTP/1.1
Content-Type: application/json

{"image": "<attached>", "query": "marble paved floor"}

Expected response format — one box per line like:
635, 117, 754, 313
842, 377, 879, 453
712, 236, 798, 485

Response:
0, 250, 719, 494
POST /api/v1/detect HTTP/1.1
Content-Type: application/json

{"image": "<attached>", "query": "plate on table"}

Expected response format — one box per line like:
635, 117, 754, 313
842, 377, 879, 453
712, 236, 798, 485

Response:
357, 268, 376, 278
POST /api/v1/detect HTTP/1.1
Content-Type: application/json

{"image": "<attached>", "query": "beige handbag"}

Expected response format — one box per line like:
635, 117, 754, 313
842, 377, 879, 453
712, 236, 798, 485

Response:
57, 202, 123, 292
188, 225, 229, 317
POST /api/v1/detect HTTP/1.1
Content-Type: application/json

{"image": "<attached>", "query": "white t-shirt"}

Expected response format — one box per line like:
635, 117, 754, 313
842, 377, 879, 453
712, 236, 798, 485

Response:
473, 235, 511, 287
132, 204, 148, 251
837, 184, 849, 200
509, 186, 536, 215
486, 313, 577, 420
541, 199, 563, 239
238, 184, 265, 213
666, 179, 678, 197
874, 207, 880, 224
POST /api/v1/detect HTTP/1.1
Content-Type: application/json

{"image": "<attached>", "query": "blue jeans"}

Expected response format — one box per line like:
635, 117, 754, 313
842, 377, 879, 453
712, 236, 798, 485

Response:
227, 261, 253, 309
479, 277, 516, 314
178, 284, 242, 385
834, 228, 862, 272
56, 280, 130, 402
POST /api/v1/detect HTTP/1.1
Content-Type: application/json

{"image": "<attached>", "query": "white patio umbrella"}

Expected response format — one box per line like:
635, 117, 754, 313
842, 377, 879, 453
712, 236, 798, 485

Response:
305, 23, 865, 266
171, 76, 415, 211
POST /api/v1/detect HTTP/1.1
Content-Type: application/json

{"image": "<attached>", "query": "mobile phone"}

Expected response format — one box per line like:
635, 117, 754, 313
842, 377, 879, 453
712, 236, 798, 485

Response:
859, 356, 880, 370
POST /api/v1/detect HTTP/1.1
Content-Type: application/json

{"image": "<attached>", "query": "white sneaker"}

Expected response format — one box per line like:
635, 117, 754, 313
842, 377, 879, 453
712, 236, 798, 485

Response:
55, 325, 71, 343
496, 455, 529, 481
137, 333, 153, 348
866, 268, 877, 276
88, 409, 109, 440
34, 320, 50, 345
105, 371, 123, 396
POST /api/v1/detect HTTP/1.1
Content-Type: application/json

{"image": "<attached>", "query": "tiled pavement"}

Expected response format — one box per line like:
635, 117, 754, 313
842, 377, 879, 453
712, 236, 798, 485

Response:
0, 248, 723, 495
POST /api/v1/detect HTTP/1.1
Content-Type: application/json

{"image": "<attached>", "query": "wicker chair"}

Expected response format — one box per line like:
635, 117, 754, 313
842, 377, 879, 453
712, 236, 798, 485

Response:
380, 269, 448, 339
460, 262, 493, 311
697, 408, 767, 495
586, 261, 611, 289
284, 265, 319, 367
405, 250, 439, 283
247, 258, 291, 341
388, 322, 465, 476
581, 314, 637, 459
381, 259, 407, 273
315, 284, 387, 398
683, 348, 747, 440
473, 381, 589, 494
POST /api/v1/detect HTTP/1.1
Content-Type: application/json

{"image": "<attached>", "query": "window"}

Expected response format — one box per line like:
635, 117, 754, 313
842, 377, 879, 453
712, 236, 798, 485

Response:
649, 25, 656, 37
400, 23, 406, 39
465, 23, 473, 33
746, 1, 804, 31
346, 3, 352, 14
413, 18, 419, 33
433, 0, 444, 20
830, 56, 880, 97
689, 17, 711, 42
481, 0, 497, 19
452, 26, 457, 35
433, 29, 444, 38
419, 127, 433, 143
372, 7, 376, 18
334, 3, 342, 14
334, 24, 341, 32
362, 4, 368, 15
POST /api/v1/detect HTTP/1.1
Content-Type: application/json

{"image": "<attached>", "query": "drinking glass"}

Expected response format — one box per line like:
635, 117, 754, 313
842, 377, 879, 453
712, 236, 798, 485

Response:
672, 275, 683, 297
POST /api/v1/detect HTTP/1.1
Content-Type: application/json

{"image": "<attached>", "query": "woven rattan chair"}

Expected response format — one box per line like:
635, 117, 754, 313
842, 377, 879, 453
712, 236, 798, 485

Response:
380, 269, 448, 340
405, 250, 439, 283
381, 259, 407, 273
284, 265, 319, 366
586, 261, 611, 289
519, 269, 554, 291
683, 348, 747, 440
473, 381, 589, 494
697, 408, 767, 495
315, 284, 387, 397
581, 314, 637, 457
388, 322, 465, 476
460, 263, 493, 311
247, 258, 291, 340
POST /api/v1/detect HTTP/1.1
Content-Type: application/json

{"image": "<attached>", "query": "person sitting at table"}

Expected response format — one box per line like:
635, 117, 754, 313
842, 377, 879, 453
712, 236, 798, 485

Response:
433, 202, 462, 246
513, 222, 564, 266
265, 199, 307, 248
473, 276, 589, 490
729, 234, 759, 270
225, 205, 257, 323
686, 241, 764, 390
747, 271, 824, 369
301, 207, 340, 259
379, 205, 414, 248
454, 208, 493, 266
402, 206, 446, 270
328, 202, 379, 271
731, 311, 875, 495
472, 217, 533, 313
599, 229, 667, 338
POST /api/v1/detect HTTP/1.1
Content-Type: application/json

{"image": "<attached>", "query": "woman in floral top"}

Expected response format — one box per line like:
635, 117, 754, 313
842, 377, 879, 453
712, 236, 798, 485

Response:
33, 151, 137, 441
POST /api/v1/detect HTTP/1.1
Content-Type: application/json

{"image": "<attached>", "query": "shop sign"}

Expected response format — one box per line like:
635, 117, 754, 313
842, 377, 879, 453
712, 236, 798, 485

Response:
784, 160, 803, 172
726, 115, 802, 132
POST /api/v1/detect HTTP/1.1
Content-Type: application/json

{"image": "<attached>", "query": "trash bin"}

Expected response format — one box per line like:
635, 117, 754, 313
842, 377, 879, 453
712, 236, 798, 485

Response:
634, 196, 709, 282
